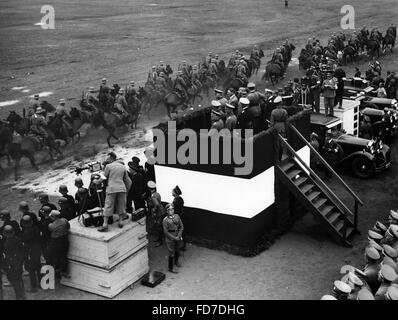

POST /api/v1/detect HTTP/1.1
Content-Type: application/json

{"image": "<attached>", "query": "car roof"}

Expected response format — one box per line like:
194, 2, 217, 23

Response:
366, 97, 393, 104
310, 113, 342, 128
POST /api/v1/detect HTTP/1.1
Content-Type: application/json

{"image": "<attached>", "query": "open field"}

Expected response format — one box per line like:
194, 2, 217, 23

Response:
0, 0, 398, 300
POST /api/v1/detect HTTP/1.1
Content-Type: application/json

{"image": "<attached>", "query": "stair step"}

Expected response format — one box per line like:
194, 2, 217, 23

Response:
327, 212, 340, 225
293, 177, 308, 187
314, 198, 328, 209
346, 227, 354, 237
280, 161, 295, 172
320, 205, 334, 217
334, 219, 345, 231
300, 183, 315, 194
287, 169, 302, 180
307, 191, 321, 202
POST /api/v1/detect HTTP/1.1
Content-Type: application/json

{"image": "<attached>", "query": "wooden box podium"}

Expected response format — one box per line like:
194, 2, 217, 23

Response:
320, 97, 360, 136
61, 215, 150, 298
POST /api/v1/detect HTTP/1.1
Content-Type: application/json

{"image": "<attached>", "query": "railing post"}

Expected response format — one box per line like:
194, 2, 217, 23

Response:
354, 200, 358, 230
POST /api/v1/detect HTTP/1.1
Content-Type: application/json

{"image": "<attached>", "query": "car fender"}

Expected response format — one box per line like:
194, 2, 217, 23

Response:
342, 150, 375, 164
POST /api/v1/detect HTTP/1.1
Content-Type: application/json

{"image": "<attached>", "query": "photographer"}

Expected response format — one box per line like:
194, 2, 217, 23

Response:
98, 152, 131, 232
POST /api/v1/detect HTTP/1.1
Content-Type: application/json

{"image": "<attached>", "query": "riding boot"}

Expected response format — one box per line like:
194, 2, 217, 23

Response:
174, 252, 182, 268
168, 256, 178, 273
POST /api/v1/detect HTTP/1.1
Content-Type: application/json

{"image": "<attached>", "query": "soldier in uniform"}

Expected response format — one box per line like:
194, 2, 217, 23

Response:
363, 246, 382, 293
226, 88, 239, 109
18, 201, 38, 226
172, 186, 185, 251
28, 94, 40, 117
387, 210, 398, 226
38, 193, 57, 220
214, 89, 228, 112
225, 103, 237, 130
56, 99, 73, 132
99, 78, 108, 96
150, 66, 158, 85
385, 285, 398, 300
86, 87, 99, 111
342, 272, 365, 300
2, 225, 25, 300
30, 106, 48, 140
209, 110, 225, 133
309, 75, 321, 113
114, 88, 129, 119
147, 181, 165, 246
332, 280, 351, 300
163, 203, 184, 273
375, 264, 397, 300
270, 96, 288, 136
174, 70, 187, 100
369, 57, 382, 76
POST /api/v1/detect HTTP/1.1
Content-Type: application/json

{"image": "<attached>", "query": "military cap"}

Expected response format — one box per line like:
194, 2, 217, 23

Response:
265, 88, 273, 94
374, 221, 388, 234
34, 93, 40, 98
49, 210, 61, 218
0, 209, 10, 218
19, 201, 29, 209
310, 132, 319, 140
225, 103, 235, 109
41, 206, 52, 215
102, 78, 107, 82
89, 87, 95, 92
130, 80, 135, 85
368, 239, 383, 253
368, 230, 383, 242
239, 97, 250, 105
58, 197, 68, 204
21, 215, 33, 227
211, 100, 221, 108
3, 225, 14, 237
388, 225, 398, 239
214, 89, 223, 94
59, 185, 68, 192
386, 285, 398, 300
238, 87, 247, 93
119, 88, 125, 93
247, 82, 256, 89
389, 210, 398, 220
59, 99, 66, 105
273, 96, 282, 104
333, 280, 351, 294
382, 244, 398, 259
365, 246, 380, 261
357, 288, 375, 300
147, 181, 156, 189
212, 110, 222, 117
379, 264, 397, 282
348, 272, 363, 287
381, 256, 397, 271
35, 106, 45, 114
75, 177, 83, 185
320, 295, 337, 300
173, 186, 182, 196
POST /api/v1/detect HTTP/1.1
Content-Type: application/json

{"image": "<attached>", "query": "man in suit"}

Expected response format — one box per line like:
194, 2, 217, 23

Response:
98, 152, 132, 231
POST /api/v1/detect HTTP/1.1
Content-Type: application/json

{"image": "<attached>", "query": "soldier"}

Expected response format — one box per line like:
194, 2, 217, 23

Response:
0, 210, 21, 237
368, 229, 383, 244
270, 96, 288, 137
332, 280, 351, 300
322, 71, 337, 117
58, 197, 76, 221
58, 185, 76, 210
18, 201, 38, 226
225, 103, 237, 130
28, 94, 41, 117
150, 66, 158, 84
247, 82, 265, 107
206, 52, 213, 64
126, 80, 137, 96
37, 193, 57, 221
163, 203, 184, 273
38, 206, 52, 263
2, 225, 25, 300
375, 264, 397, 300
20, 215, 41, 293
341, 272, 365, 300
369, 57, 382, 75
385, 285, 398, 300
237, 87, 248, 100
147, 181, 165, 246
226, 88, 239, 109
214, 89, 228, 111
373, 221, 388, 236
56, 99, 72, 129
381, 224, 398, 250
114, 88, 129, 116
174, 70, 187, 99
156, 72, 168, 93
157, 61, 166, 75
363, 246, 382, 293
126, 161, 146, 213
30, 106, 48, 140
357, 288, 375, 300
387, 210, 398, 226
309, 75, 321, 112
86, 87, 99, 111
210, 110, 224, 132
48, 210, 70, 278
172, 186, 185, 250
251, 45, 260, 59
208, 58, 218, 76
99, 78, 107, 95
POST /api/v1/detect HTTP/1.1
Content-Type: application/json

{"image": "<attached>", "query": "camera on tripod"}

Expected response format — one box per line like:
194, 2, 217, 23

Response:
74, 161, 103, 175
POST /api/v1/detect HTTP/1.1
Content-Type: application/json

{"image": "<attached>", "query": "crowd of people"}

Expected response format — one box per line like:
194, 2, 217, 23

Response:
321, 209, 398, 300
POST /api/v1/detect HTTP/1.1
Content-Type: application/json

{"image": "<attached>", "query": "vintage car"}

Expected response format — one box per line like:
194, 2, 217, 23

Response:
343, 77, 375, 98
357, 96, 398, 111
310, 113, 392, 178
360, 107, 398, 145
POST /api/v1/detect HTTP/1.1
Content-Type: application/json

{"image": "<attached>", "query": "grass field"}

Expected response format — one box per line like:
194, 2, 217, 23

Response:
0, 0, 398, 300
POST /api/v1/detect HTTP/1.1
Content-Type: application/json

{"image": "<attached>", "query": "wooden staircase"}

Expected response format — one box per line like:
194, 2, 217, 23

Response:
275, 125, 363, 246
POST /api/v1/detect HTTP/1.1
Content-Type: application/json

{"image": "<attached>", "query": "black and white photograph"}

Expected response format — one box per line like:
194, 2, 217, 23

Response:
0, 0, 398, 305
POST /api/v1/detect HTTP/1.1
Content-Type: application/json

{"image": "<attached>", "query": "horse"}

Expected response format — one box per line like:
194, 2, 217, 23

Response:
47, 114, 73, 144
262, 62, 283, 86
69, 107, 92, 142
342, 45, 357, 64
6, 111, 30, 136
367, 39, 381, 58
125, 93, 141, 129
382, 34, 395, 53
163, 92, 186, 118
138, 86, 164, 119
40, 101, 56, 117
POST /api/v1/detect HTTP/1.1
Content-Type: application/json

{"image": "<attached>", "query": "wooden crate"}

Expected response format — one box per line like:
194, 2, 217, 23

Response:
61, 244, 149, 298
67, 215, 147, 269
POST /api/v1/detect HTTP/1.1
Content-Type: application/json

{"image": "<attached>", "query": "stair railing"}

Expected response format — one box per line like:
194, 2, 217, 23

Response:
277, 134, 354, 239
288, 124, 363, 230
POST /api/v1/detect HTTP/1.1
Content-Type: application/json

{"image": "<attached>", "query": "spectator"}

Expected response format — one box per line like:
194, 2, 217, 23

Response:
38, 193, 57, 221
39, 206, 52, 264
58, 185, 76, 211
20, 215, 42, 293
48, 210, 70, 279
98, 152, 131, 232
2, 225, 25, 300
58, 197, 76, 221
172, 186, 186, 251
127, 161, 147, 213
0, 210, 21, 237
376, 82, 387, 98
18, 202, 38, 226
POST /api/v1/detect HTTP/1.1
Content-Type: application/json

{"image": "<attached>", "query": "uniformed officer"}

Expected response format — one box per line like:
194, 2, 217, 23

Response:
28, 94, 40, 116
385, 285, 398, 300
227, 88, 239, 109
147, 181, 165, 246
86, 87, 99, 110
381, 224, 398, 249
114, 88, 129, 116
356, 288, 375, 300
126, 80, 137, 96
99, 78, 108, 95
247, 82, 265, 107
332, 280, 351, 300
387, 210, 398, 226
373, 221, 388, 236
18, 201, 38, 226
382, 244, 398, 261
210, 99, 223, 115
163, 203, 184, 273
30, 106, 48, 139
368, 229, 383, 244
210, 110, 225, 132
270, 96, 288, 137
214, 89, 228, 112
363, 246, 381, 293
172, 186, 185, 251
343, 272, 364, 300
225, 103, 237, 130
375, 264, 397, 300
237, 97, 253, 132
56, 99, 73, 132
369, 239, 383, 256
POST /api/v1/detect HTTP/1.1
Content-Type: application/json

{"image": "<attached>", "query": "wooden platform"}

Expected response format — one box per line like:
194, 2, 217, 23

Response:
61, 244, 149, 298
67, 215, 148, 269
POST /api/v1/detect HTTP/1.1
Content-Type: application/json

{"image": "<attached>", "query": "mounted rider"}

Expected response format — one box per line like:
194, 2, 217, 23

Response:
85, 87, 99, 112
247, 82, 265, 107
126, 81, 141, 108
55, 99, 72, 132
30, 106, 48, 141
149, 66, 158, 85
157, 61, 167, 75
155, 72, 168, 94
208, 58, 218, 77
178, 60, 189, 76
114, 88, 129, 120
174, 70, 187, 100
273, 48, 285, 70
251, 45, 260, 59
28, 94, 40, 117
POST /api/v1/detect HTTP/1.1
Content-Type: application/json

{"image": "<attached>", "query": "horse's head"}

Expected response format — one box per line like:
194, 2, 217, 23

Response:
41, 100, 55, 112
6, 110, 21, 124
70, 107, 80, 119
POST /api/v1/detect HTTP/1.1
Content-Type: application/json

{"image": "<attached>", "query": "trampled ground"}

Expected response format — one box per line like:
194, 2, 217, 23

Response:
0, 0, 398, 300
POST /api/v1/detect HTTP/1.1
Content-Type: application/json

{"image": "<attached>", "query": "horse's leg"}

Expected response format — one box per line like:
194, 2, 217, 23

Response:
24, 150, 38, 171
14, 156, 21, 181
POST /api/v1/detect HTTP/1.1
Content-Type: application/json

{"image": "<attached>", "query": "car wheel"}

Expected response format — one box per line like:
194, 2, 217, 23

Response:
351, 157, 376, 178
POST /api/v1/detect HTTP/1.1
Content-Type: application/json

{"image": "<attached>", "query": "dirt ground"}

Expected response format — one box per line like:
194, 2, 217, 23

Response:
1, 0, 398, 300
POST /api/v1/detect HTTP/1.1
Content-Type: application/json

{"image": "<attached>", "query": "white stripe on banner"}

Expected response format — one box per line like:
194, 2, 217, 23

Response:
155, 146, 310, 219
